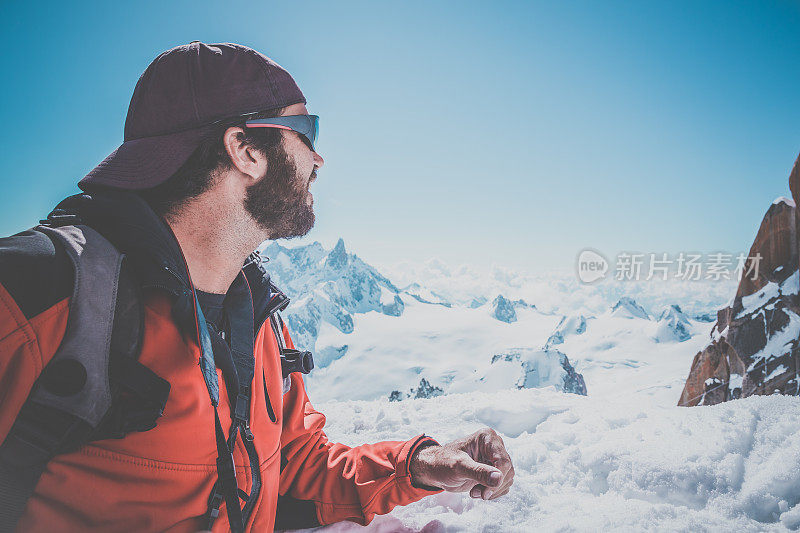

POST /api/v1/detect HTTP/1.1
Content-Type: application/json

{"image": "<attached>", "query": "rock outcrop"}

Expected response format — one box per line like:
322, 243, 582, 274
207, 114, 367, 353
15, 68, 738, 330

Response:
388, 378, 445, 401
678, 153, 800, 406
491, 295, 518, 323
489, 348, 588, 395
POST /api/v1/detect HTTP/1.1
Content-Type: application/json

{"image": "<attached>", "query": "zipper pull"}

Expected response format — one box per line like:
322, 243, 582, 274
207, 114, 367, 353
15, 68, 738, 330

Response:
241, 422, 254, 442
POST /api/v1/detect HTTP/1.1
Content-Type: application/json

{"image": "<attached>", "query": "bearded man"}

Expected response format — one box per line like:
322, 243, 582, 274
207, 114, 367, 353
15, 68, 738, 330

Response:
0, 42, 514, 532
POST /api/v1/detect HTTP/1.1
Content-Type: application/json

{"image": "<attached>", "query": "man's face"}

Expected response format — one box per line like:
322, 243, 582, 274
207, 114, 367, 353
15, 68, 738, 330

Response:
243, 103, 324, 239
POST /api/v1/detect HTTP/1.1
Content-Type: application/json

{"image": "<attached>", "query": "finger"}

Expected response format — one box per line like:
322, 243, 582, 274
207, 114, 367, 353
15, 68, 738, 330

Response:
492, 467, 515, 496
490, 454, 512, 478
455, 456, 503, 488
469, 485, 483, 499
488, 487, 510, 500
489, 482, 511, 500
481, 431, 513, 475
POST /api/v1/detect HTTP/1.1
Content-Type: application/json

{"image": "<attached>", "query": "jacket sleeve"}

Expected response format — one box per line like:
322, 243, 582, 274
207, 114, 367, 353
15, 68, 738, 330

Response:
0, 283, 69, 443
277, 322, 441, 526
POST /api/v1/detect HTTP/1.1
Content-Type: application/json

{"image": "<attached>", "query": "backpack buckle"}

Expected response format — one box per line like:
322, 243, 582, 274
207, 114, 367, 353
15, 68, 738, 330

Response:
39, 210, 82, 227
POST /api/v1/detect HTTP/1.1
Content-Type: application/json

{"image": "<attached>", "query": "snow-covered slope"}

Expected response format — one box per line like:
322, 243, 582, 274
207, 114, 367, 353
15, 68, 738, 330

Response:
301, 390, 800, 532
306, 295, 569, 402
557, 302, 712, 405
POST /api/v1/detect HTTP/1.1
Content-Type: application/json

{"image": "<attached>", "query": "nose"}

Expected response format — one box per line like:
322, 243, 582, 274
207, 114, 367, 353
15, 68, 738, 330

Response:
313, 150, 324, 169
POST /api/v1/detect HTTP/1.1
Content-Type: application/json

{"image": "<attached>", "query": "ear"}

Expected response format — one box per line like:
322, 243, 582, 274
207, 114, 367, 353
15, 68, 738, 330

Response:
222, 126, 266, 180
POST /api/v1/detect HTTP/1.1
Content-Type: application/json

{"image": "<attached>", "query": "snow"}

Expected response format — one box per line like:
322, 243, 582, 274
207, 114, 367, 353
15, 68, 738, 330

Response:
379, 285, 396, 306
295, 390, 800, 532
765, 365, 789, 383
773, 196, 796, 207
654, 305, 693, 343
740, 282, 781, 316
784, 270, 800, 296
305, 291, 712, 406
739, 270, 799, 319
257, 240, 737, 407
306, 297, 564, 402
610, 297, 650, 320
745, 310, 800, 373
556, 310, 711, 405
376, 258, 736, 319
264, 241, 800, 532
544, 314, 587, 348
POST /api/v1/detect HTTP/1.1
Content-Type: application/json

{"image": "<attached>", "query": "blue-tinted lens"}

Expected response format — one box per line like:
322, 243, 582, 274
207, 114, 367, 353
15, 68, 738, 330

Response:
309, 115, 319, 145
245, 114, 319, 150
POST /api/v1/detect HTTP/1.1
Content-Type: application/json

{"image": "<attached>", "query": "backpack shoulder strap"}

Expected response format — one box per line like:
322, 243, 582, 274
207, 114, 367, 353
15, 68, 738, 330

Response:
35, 224, 122, 424
0, 227, 74, 320
0, 224, 169, 531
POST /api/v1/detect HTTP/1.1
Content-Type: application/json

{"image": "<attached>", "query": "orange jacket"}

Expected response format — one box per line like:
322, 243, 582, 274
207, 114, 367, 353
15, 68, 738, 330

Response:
0, 192, 438, 532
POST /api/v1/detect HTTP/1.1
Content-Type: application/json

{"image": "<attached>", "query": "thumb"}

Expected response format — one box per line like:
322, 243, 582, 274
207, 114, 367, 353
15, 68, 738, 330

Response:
456, 456, 502, 487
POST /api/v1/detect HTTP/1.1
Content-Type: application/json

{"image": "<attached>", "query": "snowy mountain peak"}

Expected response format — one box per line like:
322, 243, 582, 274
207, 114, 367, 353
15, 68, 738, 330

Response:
545, 315, 588, 348
260, 239, 402, 351
261, 240, 327, 270
491, 295, 518, 323
469, 296, 488, 308
512, 298, 535, 309
655, 304, 693, 342
402, 283, 452, 307
658, 304, 686, 321
611, 297, 650, 320
325, 237, 348, 270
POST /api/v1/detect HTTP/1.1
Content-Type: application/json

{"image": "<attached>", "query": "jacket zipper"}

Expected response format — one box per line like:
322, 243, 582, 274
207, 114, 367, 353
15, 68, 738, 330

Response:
238, 385, 262, 523
263, 373, 277, 423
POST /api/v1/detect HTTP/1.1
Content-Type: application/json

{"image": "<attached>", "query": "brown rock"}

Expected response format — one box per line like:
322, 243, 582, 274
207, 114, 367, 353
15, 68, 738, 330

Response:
678, 154, 800, 406
790, 151, 800, 207
736, 199, 799, 298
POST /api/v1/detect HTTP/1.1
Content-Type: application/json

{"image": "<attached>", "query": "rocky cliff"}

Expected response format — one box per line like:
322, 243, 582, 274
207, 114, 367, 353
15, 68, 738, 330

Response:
678, 153, 800, 406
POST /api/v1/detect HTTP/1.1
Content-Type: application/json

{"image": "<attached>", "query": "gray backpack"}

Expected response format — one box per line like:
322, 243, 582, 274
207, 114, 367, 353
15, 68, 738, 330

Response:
0, 224, 170, 532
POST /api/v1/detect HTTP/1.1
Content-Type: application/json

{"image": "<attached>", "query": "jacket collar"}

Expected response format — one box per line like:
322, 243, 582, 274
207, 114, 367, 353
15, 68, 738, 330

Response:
45, 189, 288, 335
48, 189, 191, 296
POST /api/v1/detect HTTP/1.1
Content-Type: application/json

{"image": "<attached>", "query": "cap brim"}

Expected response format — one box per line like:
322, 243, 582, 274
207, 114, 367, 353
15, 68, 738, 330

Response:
79, 127, 206, 191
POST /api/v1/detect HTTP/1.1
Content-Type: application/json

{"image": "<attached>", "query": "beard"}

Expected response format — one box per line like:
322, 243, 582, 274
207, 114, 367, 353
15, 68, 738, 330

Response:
243, 143, 315, 239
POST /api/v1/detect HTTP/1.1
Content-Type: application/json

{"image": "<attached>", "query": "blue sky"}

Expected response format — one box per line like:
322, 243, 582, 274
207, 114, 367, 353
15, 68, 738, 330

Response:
0, 0, 798, 271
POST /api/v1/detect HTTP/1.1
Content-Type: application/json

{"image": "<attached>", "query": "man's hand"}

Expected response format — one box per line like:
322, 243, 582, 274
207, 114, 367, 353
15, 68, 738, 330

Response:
409, 428, 514, 500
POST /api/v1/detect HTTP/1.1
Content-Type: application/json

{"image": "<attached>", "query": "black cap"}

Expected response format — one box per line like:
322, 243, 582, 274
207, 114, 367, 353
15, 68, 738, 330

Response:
79, 42, 306, 190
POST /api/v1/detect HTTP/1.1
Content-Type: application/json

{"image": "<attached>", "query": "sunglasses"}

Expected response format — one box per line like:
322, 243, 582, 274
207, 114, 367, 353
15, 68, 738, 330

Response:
244, 115, 319, 151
